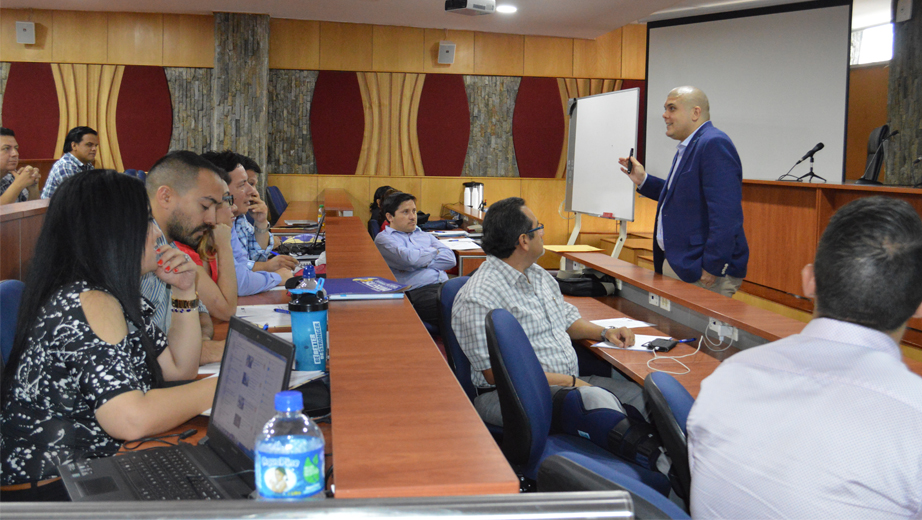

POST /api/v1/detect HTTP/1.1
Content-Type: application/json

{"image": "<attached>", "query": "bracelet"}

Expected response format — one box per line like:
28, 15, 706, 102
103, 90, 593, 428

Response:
171, 297, 199, 310
171, 307, 195, 313
571, 375, 577, 387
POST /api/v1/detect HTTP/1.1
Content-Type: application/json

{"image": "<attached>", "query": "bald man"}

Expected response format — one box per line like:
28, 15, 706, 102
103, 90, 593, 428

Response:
619, 86, 748, 297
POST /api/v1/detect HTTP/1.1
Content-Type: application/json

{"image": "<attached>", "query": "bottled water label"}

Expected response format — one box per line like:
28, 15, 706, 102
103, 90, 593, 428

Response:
255, 436, 324, 499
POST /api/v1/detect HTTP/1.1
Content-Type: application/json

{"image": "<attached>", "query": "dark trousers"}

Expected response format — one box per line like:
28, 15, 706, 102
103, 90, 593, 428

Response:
405, 283, 442, 329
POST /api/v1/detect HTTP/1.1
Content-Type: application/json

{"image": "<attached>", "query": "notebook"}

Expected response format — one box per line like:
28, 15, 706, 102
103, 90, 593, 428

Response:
58, 317, 294, 501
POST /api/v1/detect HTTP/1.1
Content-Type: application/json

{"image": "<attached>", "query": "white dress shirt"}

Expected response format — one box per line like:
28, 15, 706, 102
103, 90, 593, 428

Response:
687, 318, 922, 519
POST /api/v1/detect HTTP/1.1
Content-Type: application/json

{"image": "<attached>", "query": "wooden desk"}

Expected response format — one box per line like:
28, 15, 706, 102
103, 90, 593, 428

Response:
0, 198, 49, 281
271, 201, 320, 234
443, 203, 485, 223
322, 188, 354, 217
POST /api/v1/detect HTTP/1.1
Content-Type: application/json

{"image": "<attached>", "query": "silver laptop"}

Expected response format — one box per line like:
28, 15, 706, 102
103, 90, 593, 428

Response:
59, 317, 293, 500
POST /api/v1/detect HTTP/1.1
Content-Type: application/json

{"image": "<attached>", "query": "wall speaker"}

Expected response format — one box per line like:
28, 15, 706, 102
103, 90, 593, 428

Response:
16, 22, 36, 45
438, 41, 456, 65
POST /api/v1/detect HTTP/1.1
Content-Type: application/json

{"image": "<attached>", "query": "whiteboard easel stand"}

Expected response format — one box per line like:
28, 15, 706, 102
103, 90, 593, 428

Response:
559, 213, 628, 272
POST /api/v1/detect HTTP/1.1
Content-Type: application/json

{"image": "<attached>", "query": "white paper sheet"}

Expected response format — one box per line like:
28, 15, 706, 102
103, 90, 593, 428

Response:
235, 304, 291, 328
593, 334, 672, 351
590, 318, 654, 329
440, 238, 482, 251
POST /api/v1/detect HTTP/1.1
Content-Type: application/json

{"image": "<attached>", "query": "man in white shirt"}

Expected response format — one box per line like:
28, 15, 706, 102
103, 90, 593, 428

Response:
687, 196, 922, 519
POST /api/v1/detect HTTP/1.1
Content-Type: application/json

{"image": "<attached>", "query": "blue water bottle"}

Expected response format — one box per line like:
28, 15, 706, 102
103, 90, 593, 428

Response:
255, 391, 325, 500
289, 267, 329, 371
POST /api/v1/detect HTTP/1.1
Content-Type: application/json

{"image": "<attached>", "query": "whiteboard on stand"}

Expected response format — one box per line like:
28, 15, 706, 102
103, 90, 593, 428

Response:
565, 88, 638, 222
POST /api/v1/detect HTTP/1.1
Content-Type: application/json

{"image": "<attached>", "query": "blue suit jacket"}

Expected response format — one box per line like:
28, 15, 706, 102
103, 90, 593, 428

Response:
638, 121, 748, 283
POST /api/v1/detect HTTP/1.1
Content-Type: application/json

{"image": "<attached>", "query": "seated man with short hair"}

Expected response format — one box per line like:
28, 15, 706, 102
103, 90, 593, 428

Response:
687, 196, 922, 519
41, 126, 98, 199
374, 191, 455, 329
0, 127, 41, 205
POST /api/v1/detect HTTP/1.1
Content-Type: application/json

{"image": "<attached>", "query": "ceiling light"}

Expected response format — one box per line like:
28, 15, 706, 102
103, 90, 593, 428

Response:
496, 5, 517, 14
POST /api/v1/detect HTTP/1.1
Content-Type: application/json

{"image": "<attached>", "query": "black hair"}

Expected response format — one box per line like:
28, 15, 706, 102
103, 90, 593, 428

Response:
62, 126, 97, 155
200, 150, 243, 175
382, 192, 417, 223
237, 154, 262, 174
2, 170, 162, 402
147, 150, 226, 199
814, 196, 922, 332
0, 127, 14, 137
481, 197, 534, 259
371, 185, 395, 212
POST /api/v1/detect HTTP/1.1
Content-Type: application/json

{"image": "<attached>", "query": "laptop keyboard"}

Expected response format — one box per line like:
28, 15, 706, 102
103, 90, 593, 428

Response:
117, 449, 224, 500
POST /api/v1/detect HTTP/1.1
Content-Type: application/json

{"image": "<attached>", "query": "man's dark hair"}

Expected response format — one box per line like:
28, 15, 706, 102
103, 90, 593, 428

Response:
371, 185, 394, 211
146, 150, 225, 199
200, 150, 243, 175
382, 192, 416, 222
238, 154, 262, 174
62, 126, 97, 155
0, 127, 14, 137
481, 197, 534, 259
814, 196, 922, 332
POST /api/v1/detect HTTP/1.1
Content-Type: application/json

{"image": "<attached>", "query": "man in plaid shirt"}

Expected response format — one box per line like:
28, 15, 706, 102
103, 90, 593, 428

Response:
41, 126, 97, 199
452, 197, 647, 427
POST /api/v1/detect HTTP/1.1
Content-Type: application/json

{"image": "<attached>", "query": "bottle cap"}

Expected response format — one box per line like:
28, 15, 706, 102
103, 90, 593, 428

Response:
274, 390, 304, 412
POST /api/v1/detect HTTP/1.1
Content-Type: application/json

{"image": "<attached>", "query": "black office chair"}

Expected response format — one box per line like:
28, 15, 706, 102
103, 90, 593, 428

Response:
644, 372, 695, 502
855, 124, 888, 185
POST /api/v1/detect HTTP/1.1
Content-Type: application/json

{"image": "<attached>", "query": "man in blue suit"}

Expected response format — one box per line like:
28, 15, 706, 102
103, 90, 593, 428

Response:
619, 86, 748, 297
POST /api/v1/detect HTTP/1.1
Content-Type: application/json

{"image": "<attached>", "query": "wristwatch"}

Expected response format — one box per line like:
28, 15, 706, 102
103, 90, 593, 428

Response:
601, 326, 616, 342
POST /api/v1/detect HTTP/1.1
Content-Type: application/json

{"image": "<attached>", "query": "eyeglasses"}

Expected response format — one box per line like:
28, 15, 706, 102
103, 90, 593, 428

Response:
222, 194, 235, 205
524, 224, 544, 235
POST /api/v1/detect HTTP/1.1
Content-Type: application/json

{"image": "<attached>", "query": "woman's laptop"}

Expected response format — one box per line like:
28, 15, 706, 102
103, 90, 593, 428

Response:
59, 317, 294, 501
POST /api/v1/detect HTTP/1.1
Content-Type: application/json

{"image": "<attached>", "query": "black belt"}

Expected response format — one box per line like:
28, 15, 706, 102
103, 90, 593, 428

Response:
475, 386, 496, 396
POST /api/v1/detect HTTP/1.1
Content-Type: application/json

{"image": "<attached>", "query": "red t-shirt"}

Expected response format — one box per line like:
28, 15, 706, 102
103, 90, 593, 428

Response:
174, 242, 219, 284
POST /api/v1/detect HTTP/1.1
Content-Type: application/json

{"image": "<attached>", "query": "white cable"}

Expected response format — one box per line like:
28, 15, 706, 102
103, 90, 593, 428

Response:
702, 325, 733, 352
558, 200, 575, 220
645, 338, 703, 375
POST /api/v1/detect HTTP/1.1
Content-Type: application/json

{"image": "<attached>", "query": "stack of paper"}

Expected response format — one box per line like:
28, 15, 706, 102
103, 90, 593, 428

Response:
440, 238, 482, 251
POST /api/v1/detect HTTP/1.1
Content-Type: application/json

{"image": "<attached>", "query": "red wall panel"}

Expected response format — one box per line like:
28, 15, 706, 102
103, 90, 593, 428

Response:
512, 77, 564, 179
417, 74, 469, 177
310, 71, 364, 175
116, 66, 173, 171
2, 62, 59, 159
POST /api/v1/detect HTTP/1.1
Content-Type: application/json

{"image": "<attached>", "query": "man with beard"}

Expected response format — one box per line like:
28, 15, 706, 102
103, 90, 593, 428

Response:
141, 151, 228, 364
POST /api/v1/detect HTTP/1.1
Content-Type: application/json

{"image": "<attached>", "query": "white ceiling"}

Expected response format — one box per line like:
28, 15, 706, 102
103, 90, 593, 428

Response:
4, 0, 891, 39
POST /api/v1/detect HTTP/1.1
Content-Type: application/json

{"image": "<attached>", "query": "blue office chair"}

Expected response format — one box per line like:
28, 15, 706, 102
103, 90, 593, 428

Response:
1, 279, 26, 366
368, 219, 380, 240
437, 278, 503, 440
538, 454, 691, 520
123, 169, 146, 182
644, 371, 695, 502
266, 186, 288, 226
485, 309, 670, 493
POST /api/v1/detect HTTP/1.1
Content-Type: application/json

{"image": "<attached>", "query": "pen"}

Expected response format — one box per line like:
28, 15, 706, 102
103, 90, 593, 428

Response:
676, 338, 696, 343
626, 147, 634, 174
269, 250, 279, 256
263, 324, 269, 331
274, 308, 290, 314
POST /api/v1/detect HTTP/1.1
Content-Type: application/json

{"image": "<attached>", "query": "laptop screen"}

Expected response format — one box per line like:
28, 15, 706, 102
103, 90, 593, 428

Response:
210, 320, 291, 459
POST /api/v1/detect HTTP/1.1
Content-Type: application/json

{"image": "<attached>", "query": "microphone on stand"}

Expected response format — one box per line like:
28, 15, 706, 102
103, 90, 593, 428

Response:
794, 143, 825, 165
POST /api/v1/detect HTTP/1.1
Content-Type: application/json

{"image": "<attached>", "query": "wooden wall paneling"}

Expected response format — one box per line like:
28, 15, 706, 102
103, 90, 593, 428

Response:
104, 65, 125, 171
73, 64, 88, 123
480, 177, 524, 209
424, 29, 474, 74
49, 64, 68, 158
409, 74, 426, 176
373, 25, 425, 73
590, 79, 603, 96
521, 178, 568, 269
0, 9, 54, 62
576, 79, 591, 97
269, 18, 320, 70
319, 22, 373, 71
563, 78, 578, 99
473, 32, 524, 76
378, 73, 393, 175
369, 176, 422, 206
555, 78, 570, 179
741, 183, 817, 295
523, 35, 573, 78
845, 65, 889, 181
86, 64, 100, 131
627, 191, 657, 233
0, 218, 22, 280
267, 173, 318, 202
572, 28, 622, 79
163, 14, 215, 68
93, 64, 112, 168
389, 73, 404, 175
620, 24, 647, 80
419, 176, 469, 219
107, 12, 162, 66
318, 175, 372, 221
399, 74, 419, 176
356, 72, 378, 176
52, 10, 107, 64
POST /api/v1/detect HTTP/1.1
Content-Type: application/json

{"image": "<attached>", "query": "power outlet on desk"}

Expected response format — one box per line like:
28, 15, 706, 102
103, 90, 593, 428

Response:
659, 297, 671, 312
708, 319, 738, 341
648, 293, 660, 307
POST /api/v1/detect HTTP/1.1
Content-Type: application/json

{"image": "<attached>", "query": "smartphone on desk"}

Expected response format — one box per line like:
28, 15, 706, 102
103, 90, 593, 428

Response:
644, 338, 678, 352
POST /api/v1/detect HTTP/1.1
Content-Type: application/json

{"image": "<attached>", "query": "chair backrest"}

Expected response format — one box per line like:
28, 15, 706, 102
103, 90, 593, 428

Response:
436, 277, 474, 400
1, 280, 26, 365
538, 453, 691, 520
122, 169, 146, 182
368, 219, 380, 240
266, 186, 288, 225
860, 124, 889, 183
644, 371, 695, 501
485, 309, 553, 468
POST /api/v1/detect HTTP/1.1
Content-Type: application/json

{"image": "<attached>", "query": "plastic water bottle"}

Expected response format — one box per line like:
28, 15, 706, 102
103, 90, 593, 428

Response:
255, 391, 325, 500
317, 203, 325, 224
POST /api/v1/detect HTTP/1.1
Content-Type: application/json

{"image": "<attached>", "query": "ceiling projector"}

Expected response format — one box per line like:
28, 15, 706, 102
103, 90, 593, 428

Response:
445, 0, 496, 15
